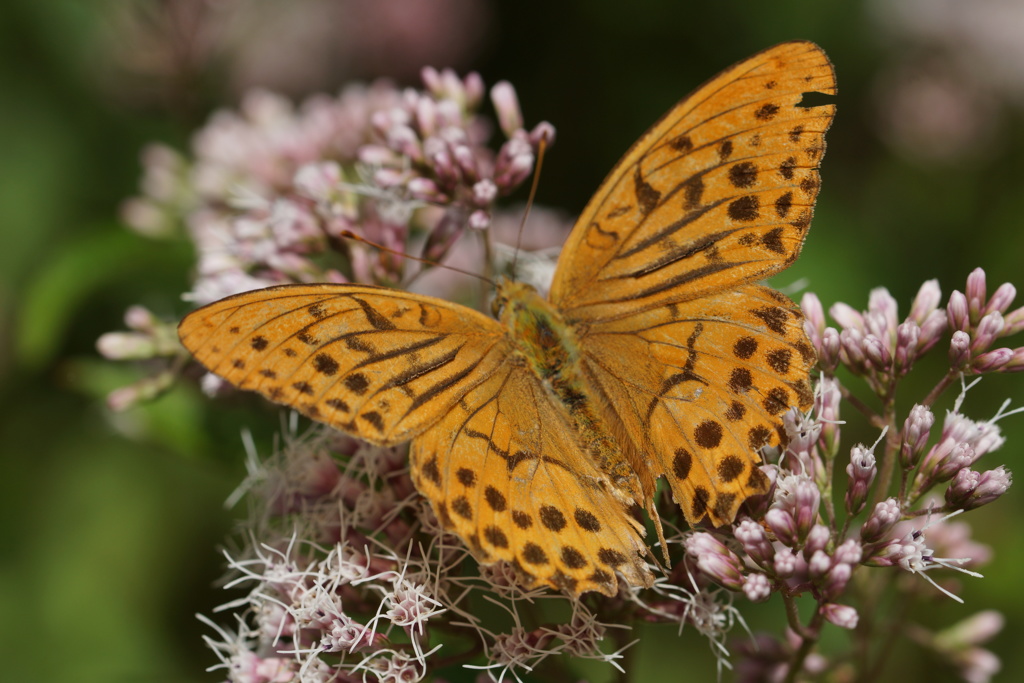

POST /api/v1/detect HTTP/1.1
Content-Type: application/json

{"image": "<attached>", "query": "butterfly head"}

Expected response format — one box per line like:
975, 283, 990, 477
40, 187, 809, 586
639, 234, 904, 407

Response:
491, 278, 538, 319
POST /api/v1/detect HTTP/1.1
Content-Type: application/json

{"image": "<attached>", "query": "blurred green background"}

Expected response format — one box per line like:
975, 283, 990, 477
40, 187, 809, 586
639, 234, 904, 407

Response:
2, 1, 1023, 681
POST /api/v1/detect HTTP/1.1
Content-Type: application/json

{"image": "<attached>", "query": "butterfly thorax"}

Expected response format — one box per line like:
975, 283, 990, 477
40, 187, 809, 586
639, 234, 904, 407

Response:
495, 280, 643, 503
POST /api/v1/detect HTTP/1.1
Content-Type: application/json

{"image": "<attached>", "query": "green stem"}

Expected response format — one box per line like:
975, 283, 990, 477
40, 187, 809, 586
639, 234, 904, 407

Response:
922, 370, 959, 407
781, 591, 813, 639
839, 383, 885, 429
784, 606, 824, 683
867, 398, 901, 512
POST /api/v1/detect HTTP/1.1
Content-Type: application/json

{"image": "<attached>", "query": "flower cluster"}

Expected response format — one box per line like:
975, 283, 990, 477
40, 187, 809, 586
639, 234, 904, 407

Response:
121, 68, 551, 307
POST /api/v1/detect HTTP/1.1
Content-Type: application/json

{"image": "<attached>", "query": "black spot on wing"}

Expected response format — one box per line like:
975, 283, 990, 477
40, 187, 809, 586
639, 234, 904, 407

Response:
634, 165, 661, 215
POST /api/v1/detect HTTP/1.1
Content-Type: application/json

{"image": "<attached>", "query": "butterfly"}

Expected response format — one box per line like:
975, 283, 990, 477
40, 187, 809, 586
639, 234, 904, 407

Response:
179, 41, 836, 596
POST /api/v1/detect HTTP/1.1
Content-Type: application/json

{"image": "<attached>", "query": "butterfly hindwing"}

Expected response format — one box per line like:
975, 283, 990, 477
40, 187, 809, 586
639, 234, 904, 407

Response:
410, 363, 653, 596
581, 284, 815, 525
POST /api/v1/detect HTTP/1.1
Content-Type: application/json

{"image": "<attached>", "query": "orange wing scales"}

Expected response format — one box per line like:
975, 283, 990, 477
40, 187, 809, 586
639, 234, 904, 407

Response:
582, 284, 815, 525
178, 284, 509, 444
410, 365, 653, 596
179, 42, 836, 596
550, 40, 835, 321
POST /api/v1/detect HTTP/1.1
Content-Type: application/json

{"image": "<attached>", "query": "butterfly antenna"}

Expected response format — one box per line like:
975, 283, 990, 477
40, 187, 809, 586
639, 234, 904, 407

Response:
339, 230, 495, 287
510, 131, 551, 282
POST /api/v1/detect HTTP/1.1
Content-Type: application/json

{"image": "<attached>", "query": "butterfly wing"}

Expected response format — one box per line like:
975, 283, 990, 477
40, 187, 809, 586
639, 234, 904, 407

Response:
181, 284, 651, 595
411, 362, 653, 596
580, 284, 814, 525
550, 41, 835, 525
178, 284, 509, 444
549, 41, 836, 321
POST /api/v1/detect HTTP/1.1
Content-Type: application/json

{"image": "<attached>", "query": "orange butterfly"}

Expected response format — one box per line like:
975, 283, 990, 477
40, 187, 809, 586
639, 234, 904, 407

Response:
179, 41, 836, 596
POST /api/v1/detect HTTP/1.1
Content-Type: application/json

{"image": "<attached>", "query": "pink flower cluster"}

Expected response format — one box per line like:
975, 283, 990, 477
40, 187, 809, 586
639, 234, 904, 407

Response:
121, 69, 552, 305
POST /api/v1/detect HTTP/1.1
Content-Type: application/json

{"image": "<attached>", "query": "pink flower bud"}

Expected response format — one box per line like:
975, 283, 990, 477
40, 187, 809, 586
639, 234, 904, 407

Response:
966, 267, 987, 323
894, 321, 920, 374
821, 561, 852, 599
386, 124, 423, 163
909, 279, 942, 326
124, 305, 157, 332
863, 334, 892, 371
801, 292, 826, 344
734, 518, 775, 566
420, 66, 442, 93
452, 145, 480, 183
971, 312, 1005, 354
1003, 305, 1024, 336
901, 404, 935, 469
831, 301, 865, 332
817, 376, 842, 452
804, 524, 831, 556
820, 327, 842, 371
985, 282, 1016, 316
406, 177, 443, 202
529, 121, 557, 147
359, 144, 397, 166
106, 371, 174, 411
917, 309, 948, 354
839, 327, 867, 372
947, 290, 970, 332
972, 347, 1013, 373
821, 603, 859, 629
845, 445, 877, 515
472, 179, 498, 206
461, 72, 485, 108
947, 466, 1012, 510
934, 442, 975, 482
868, 287, 899, 339
294, 162, 342, 201
427, 149, 459, 188
742, 572, 772, 602
468, 209, 491, 230
768, 474, 820, 547
936, 610, 1005, 648
834, 539, 863, 565
685, 532, 745, 590
490, 81, 524, 138
97, 331, 156, 360
774, 547, 797, 577
861, 498, 901, 543
949, 330, 971, 368
808, 549, 831, 579
1003, 346, 1024, 372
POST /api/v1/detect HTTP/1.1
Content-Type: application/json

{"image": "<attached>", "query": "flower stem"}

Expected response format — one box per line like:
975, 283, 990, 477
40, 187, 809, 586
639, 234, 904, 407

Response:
868, 399, 901, 512
839, 383, 885, 428
784, 608, 824, 683
922, 370, 958, 407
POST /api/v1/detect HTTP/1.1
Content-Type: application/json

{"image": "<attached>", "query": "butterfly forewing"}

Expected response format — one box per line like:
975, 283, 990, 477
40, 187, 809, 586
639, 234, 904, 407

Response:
179, 284, 509, 444
550, 41, 835, 322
